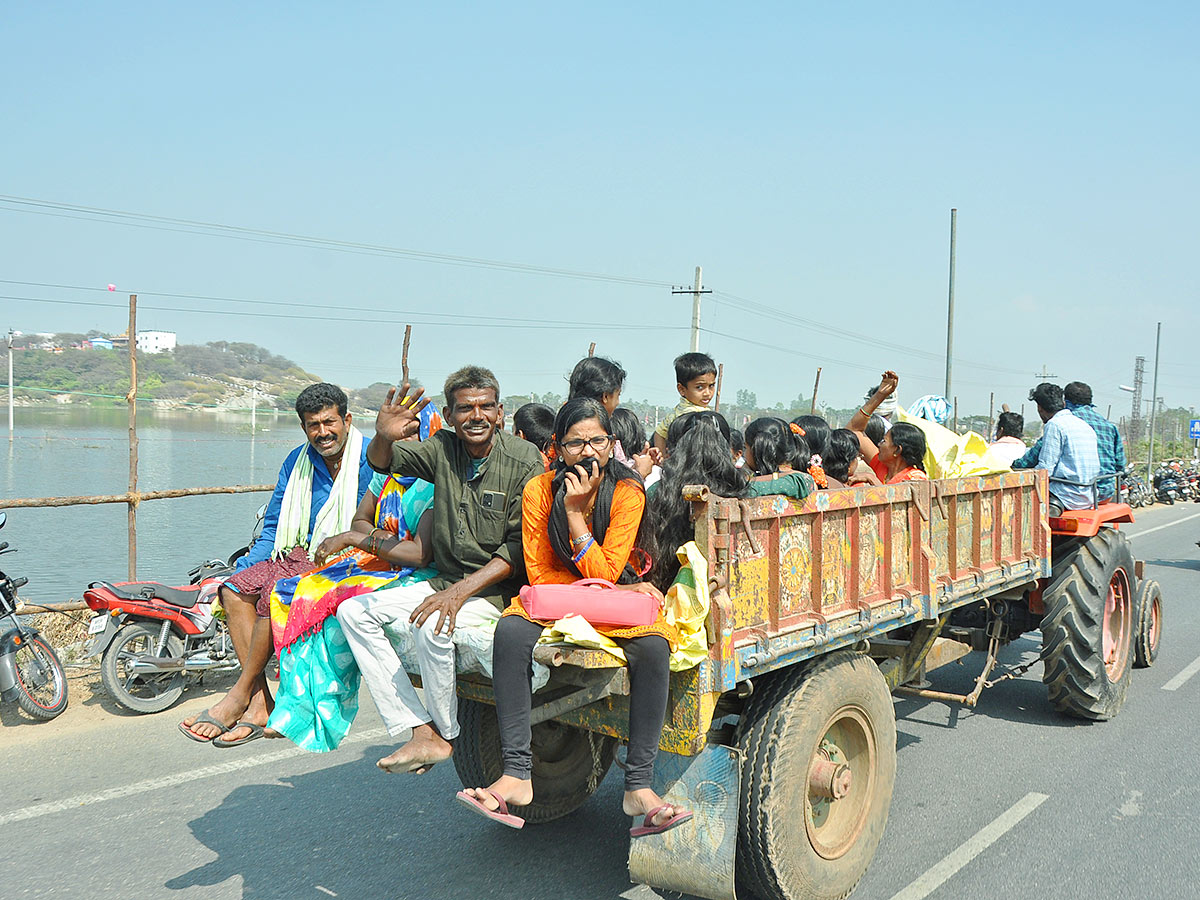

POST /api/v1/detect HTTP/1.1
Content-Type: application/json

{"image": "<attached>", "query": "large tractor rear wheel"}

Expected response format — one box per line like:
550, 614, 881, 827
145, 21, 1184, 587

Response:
1041, 528, 1136, 720
736, 650, 896, 900
452, 698, 616, 824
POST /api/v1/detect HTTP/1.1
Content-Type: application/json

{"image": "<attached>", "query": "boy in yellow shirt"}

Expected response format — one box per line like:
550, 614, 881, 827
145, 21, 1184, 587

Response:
653, 351, 718, 452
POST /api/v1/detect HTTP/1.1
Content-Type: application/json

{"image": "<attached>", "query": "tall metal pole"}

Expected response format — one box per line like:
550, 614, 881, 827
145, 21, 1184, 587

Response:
1146, 321, 1161, 487
690, 266, 703, 352
945, 208, 957, 400
6, 329, 13, 443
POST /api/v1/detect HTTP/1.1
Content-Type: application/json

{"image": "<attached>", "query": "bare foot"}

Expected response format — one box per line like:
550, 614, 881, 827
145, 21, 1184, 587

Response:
213, 694, 273, 744
377, 724, 453, 774
462, 775, 533, 811
623, 788, 689, 827
180, 694, 245, 740
263, 727, 283, 739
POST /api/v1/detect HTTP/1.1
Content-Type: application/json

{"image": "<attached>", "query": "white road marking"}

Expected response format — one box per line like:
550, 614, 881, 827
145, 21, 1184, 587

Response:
1126, 510, 1200, 540
0, 726, 390, 826
1162, 654, 1200, 692
888, 792, 1049, 900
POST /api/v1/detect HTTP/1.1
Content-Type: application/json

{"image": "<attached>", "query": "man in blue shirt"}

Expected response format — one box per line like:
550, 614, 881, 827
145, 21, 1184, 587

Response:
180, 383, 372, 746
1020, 383, 1101, 515
1012, 380, 1126, 500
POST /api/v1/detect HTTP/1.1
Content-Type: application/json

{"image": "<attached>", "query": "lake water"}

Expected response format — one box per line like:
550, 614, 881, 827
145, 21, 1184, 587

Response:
1, 406, 306, 605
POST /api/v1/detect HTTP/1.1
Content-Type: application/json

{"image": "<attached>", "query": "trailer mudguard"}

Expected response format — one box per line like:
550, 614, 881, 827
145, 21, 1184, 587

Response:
627, 743, 740, 900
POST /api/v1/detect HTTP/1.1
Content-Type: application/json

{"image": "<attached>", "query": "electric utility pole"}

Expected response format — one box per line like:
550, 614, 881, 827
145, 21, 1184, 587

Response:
672, 267, 711, 353
1146, 323, 1162, 485
945, 208, 957, 400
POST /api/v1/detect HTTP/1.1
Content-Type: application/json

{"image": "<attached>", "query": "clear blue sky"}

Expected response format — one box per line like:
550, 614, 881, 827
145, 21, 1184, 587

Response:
3, 2, 1196, 419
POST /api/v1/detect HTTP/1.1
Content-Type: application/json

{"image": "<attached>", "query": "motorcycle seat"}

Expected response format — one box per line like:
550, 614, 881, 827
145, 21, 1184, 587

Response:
88, 581, 202, 609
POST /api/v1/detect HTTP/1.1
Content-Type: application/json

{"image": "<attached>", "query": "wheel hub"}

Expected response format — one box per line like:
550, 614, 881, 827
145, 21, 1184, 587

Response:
808, 748, 852, 800
1102, 568, 1132, 679
804, 707, 876, 860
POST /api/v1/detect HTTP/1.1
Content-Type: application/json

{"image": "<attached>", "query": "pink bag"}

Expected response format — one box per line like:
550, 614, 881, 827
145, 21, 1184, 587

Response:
518, 578, 659, 628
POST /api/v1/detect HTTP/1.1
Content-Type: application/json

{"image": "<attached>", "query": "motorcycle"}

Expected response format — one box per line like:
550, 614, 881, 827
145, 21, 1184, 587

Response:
82, 506, 264, 714
0, 513, 69, 720
1153, 464, 1185, 505
1120, 467, 1152, 509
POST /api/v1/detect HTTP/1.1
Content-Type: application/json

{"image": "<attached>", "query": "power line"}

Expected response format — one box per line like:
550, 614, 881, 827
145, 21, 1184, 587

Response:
0, 195, 673, 288
0, 279, 573, 327
1, 293, 687, 333
711, 289, 1030, 377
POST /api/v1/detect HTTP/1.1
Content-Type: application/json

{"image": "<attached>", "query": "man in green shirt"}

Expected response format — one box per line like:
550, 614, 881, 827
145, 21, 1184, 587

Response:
337, 365, 542, 775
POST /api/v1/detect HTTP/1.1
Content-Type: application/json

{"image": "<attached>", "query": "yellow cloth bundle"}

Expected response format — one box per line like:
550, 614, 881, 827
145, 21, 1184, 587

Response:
896, 406, 1012, 478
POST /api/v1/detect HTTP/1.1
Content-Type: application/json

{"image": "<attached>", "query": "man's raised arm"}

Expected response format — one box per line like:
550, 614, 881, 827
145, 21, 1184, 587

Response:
369, 383, 429, 472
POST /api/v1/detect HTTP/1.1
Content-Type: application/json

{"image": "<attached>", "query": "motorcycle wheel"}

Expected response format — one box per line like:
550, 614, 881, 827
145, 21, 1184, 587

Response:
13, 633, 69, 720
101, 622, 185, 713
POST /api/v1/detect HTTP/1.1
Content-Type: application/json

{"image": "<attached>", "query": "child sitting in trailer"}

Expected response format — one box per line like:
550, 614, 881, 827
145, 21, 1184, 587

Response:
610, 406, 658, 484
512, 402, 556, 471
743, 417, 817, 501
652, 352, 718, 453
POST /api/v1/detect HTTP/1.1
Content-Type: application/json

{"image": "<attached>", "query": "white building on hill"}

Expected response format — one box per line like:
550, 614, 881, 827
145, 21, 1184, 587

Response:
136, 330, 177, 354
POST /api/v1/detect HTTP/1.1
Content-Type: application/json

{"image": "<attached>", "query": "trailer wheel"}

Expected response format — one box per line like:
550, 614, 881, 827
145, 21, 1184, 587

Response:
1041, 528, 1135, 720
1133, 579, 1162, 668
736, 650, 896, 900
452, 698, 616, 825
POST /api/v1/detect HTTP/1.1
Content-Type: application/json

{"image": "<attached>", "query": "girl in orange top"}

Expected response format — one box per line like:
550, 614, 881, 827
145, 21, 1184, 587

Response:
457, 398, 691, 837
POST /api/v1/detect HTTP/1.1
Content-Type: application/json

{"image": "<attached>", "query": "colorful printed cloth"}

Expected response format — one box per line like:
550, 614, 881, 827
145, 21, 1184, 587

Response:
268, 477, 435, 651
266, 475, 436, 752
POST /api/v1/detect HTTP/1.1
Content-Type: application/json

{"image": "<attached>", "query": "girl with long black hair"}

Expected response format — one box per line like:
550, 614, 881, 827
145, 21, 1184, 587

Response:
457, 398, 690, 836
642, 410, 749, 590
743, 417, 817, 501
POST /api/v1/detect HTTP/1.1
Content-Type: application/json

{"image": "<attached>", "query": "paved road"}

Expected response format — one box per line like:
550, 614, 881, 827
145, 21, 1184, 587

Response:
2, 504, 1198, 900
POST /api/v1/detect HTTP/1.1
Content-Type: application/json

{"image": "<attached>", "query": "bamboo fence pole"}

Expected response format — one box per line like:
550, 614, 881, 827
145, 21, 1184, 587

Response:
0, 484, 274, 510
401, 324, 412, 386
127, 295, 138, 581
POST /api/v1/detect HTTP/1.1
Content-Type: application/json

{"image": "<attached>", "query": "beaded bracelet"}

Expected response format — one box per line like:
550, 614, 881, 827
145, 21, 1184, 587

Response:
571, 538, 595, 563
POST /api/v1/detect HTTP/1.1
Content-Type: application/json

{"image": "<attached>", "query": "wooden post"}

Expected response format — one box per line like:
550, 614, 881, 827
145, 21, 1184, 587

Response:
588, 342, 596, 357
953, 396, 959, 434
401, 325, 412, 386
713, 363, 724, 412
127, 294, 139, 581
810, 367, 822, 414
988, 392, 995, 439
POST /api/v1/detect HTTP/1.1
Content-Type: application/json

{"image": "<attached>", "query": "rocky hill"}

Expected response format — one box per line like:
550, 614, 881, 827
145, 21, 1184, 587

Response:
11, 339, 321, 410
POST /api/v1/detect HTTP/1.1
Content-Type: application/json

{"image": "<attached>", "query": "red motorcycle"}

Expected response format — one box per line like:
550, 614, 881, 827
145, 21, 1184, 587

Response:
83, 560, 239, 713
83, 507, 265, 713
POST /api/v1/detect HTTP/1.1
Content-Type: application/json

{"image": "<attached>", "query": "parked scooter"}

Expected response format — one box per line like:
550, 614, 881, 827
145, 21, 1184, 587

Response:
0, 513, 69, 720
1153, 464, 1185, 505
82, 506, 265, 713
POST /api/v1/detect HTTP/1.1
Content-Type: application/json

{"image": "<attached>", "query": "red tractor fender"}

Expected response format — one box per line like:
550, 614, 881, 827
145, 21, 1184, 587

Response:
1048, 502, 1135, 538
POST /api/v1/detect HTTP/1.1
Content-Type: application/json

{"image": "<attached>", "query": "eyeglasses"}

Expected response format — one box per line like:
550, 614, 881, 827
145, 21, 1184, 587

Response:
559, 435, 614, 452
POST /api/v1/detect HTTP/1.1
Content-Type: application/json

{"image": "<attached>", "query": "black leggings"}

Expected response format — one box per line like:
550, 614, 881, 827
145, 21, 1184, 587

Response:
491, 614, 671, 792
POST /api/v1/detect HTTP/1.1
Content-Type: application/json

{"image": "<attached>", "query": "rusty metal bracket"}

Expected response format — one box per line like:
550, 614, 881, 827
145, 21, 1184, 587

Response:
736, 500, 764, 556
881, 613, 949, 691
931, 482, 949, 520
